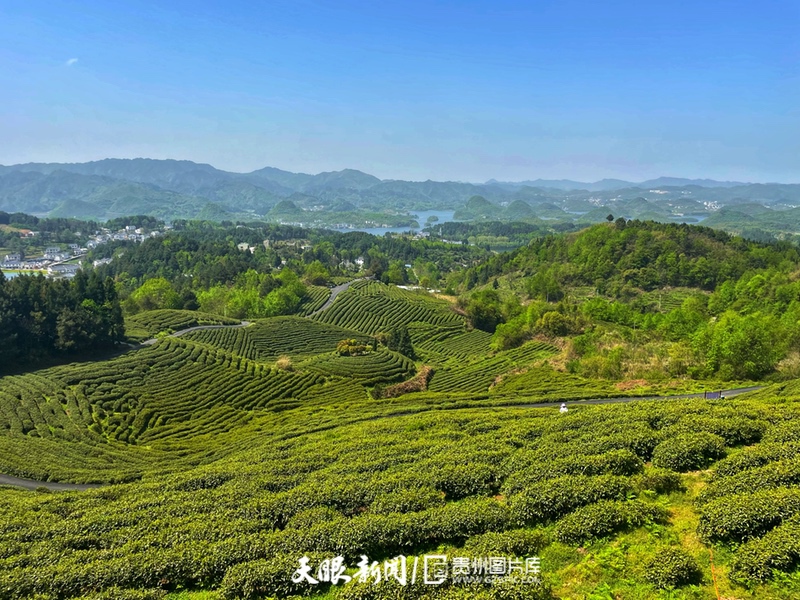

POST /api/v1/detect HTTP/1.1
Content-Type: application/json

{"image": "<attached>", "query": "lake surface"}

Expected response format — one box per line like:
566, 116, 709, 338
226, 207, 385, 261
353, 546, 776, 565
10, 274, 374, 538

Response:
332, 210, 458, 236
1, 270, 21, 279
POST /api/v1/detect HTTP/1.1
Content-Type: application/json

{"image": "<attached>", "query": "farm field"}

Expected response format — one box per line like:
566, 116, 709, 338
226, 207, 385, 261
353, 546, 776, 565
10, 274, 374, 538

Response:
0, 279, 799, 599
311, 280, 464, 333
181, 317, 371, 362
2, 382, 800, 599
125, 310, 241, 341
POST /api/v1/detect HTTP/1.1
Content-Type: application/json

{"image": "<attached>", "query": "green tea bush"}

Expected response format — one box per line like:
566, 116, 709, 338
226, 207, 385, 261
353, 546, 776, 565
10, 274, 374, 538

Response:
126, 309, 238, 338
428, 463, 498, 499
700, 457, 800, 501
642, 547, 701, 589
698, 488, 800, 542
286, 506, 346, 529
172, 472, 235, 492
633, 468, 684, 494
762, 421, 800, 444
713, 442, 800, 478
313, 281, 462, 335
463, 528, 550, 556
555, 500, 668, 544
502, 450, 643, 494
651, 432, 726, 472
666, 416, 765, 446
488, 574, 555, 600
219, 554, 323, 599
421, 498, 511, 544
76, 588, 167, 600
730, 514, 800, 583
370, 488, 445, 515
336, 578, 431, 600
509, 475, 631, 525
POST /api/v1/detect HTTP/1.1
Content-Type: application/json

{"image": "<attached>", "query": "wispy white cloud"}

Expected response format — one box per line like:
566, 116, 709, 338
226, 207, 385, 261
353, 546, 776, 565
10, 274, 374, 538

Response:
65, 58, 78, 67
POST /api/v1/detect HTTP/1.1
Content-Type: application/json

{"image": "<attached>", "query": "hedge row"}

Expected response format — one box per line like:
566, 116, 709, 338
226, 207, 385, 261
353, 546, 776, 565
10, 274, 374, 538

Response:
697, 488, 800, 543
555, 500, 668, 544
651, 432, 727, 472
509, 475, 631, 525
730, 514, 800, 584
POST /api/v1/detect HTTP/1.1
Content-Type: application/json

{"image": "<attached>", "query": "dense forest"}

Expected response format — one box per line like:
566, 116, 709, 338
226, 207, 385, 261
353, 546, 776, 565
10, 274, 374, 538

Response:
445, 220, 800, 382
0, 270, 124, 367
453, 220, 798, 293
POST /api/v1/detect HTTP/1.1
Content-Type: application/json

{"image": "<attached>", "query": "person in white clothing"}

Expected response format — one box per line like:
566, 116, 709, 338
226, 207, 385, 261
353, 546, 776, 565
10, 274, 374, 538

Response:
559, 403, 568, 413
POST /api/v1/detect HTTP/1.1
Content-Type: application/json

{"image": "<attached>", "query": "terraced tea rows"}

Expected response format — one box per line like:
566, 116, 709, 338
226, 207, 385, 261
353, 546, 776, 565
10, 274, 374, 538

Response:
409, 322, 493, 361
428, 340, 558, 394
313, 280, 463, 334
301, 349, 416, 386
297, 285, 331, 316
125, 309, 239, 339
0, 337, 359, 481
179, 326, 259, 360
0, 393, 788, 599
182, 317, 370, 361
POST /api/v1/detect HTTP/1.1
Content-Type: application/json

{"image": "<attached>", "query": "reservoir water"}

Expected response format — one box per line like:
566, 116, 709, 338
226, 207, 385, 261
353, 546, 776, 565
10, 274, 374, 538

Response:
332, 210, 458, 236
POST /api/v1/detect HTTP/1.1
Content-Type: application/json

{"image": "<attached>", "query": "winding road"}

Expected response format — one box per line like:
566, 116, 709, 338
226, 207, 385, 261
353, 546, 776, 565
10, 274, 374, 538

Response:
511, 385, 763, 409
140, 320, 252, 346
0, 473, 102, 492
308, 278, 369, 317
0, 385, 763, 492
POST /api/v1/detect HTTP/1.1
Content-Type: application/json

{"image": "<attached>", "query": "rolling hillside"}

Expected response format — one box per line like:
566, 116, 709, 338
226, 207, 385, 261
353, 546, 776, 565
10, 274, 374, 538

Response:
3, 224, 800, 598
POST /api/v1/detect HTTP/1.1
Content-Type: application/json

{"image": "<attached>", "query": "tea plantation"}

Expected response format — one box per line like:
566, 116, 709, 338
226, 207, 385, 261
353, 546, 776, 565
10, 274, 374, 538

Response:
1, 281, 799, 599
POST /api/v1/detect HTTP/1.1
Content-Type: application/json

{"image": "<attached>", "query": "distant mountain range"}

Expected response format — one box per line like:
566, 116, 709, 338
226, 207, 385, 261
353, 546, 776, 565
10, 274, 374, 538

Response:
485, 177, 748, 191
0, 158, 796, 222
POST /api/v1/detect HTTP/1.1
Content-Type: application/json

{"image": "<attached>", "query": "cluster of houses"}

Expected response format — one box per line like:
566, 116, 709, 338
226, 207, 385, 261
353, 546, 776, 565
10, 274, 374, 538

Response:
1, 250, 82, 277
1, 224, 168, 278
85, 225, 164, 250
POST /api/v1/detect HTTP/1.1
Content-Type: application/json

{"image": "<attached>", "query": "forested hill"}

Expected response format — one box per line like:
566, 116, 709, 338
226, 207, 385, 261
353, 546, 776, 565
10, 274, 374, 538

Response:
454, 220, 799, 295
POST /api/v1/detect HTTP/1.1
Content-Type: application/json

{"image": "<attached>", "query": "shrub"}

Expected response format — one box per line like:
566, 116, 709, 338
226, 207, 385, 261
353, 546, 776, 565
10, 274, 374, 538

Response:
667, 416, 765, 446
336, 577, 431, 600
371, 488, 445, 515
555, 500, 667, 544
382, 366, 435, 399
651, 432, 726, 472
337, 339, 370, 356
172, 472, 234, 492
730, 514, 800, 583
698, 488, 800, 543
502, 450, 643, 494
421, 498, 511, 544
763, 421, 800, 444
509, 475, 631, 525
633, 468, 684, 494
428, 463, 498, 499
713, 442, 800, 478
463, 529, 550, 556
219, 555, 322, 599
286, 506, 345, 529
78, 589, 167, 600
643, 548, 701, 589
700, 457, 800, 501
275, 355, 294, 371
489, 574, 555, 599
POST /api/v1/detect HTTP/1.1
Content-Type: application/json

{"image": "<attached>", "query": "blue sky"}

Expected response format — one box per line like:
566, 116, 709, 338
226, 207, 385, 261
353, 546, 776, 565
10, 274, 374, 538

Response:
1, 0, 798, 182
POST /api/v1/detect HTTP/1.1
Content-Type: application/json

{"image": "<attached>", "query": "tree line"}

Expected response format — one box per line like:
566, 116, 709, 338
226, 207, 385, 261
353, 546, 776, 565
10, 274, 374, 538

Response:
0, 270, 124, 367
